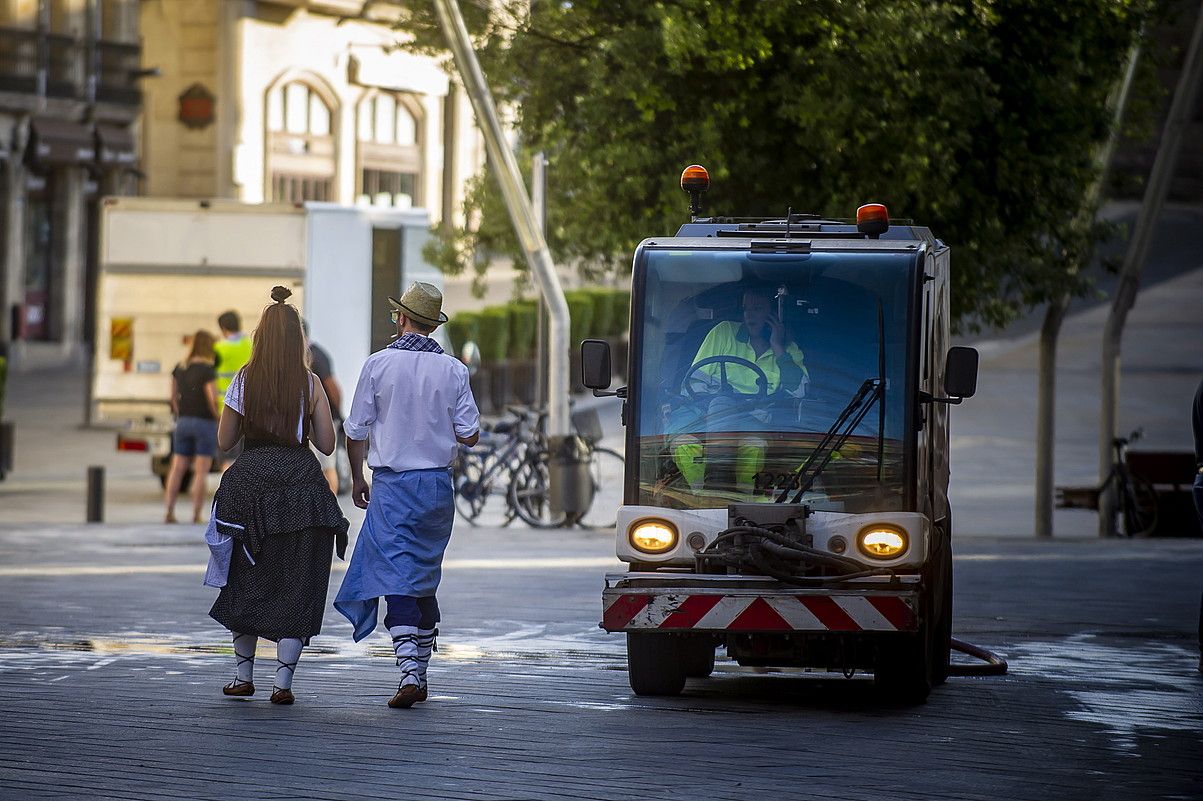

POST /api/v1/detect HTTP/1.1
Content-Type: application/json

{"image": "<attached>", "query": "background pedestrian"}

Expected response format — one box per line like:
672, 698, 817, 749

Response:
163, 330, 218, 524
204, 286, 348, 705
303, 320, 343, 494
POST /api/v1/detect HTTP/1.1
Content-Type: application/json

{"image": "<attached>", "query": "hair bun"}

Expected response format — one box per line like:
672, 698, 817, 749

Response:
271, 286, 292, 303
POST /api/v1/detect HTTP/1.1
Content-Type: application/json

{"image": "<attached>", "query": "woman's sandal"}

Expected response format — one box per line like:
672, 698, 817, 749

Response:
223, 679, 255, 696
270, 687, 295, 705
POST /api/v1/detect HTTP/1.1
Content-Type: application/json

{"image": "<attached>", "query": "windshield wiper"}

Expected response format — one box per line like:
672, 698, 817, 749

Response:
774, 378, 883, 503
776, 299, 888, 504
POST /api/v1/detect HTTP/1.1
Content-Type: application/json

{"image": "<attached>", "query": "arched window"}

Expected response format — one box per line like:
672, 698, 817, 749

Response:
356, 92, 421, 208
266, 80, 336, 202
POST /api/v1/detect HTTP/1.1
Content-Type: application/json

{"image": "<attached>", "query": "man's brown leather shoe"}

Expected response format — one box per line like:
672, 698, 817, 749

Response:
223, 680, 255, 697
388, 684, 427, 708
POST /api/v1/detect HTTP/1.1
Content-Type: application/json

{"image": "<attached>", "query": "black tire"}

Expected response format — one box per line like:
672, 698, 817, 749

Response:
452, 451, 487, 525
1121, 474, 1159, 537
931, 521, 953, 686
874, 629, 932, 704
681, 638, 717, 679
508, 453, 568, 528
627, 632, 687, 696
576, 447, 625, 530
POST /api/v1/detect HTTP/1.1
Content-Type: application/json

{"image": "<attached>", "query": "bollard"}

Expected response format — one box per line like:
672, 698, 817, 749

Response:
86, 465, 105, 523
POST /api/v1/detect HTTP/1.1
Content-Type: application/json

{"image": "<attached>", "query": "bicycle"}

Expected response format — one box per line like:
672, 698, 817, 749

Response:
1105, 429, 1159, 537
1057, 428, 1158, 537
451, 407, 541, 526
507, 406, 626, 530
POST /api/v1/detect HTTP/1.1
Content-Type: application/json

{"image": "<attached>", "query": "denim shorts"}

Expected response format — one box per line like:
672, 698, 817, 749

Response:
173, 416, 218, 458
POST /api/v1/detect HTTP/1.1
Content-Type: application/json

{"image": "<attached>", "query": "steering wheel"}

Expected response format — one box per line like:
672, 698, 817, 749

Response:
682, 355, 769, 400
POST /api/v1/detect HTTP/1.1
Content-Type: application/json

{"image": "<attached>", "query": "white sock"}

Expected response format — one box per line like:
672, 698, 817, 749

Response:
232, 632, 256, 683
275, 638, 303, 691
389, 626, 437, 689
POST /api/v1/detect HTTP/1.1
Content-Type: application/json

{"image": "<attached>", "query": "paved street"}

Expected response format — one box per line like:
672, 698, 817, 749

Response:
0, 521, 1201, 800
3, 263, 1203, 798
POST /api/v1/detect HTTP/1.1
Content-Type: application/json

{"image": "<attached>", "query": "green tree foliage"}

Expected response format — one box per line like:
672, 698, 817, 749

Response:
406, 0, 1157, 331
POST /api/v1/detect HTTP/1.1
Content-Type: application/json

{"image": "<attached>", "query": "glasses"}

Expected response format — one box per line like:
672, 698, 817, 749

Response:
389, 310, 400, 323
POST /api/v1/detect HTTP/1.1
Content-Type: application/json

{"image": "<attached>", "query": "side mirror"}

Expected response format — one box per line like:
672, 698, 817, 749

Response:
461, 341, 481, 377
580, 339, 612, 391
944, 346, 978, 400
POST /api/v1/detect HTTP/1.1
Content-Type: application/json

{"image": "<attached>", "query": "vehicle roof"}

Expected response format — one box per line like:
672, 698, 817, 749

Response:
673, 217, 941, 249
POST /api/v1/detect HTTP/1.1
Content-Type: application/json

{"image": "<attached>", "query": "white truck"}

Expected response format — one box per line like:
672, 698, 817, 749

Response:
90, 197, 444, 486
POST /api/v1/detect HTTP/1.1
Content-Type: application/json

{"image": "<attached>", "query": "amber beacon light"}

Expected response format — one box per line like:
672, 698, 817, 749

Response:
681, 164, 710, 220
856, 203, 890, 237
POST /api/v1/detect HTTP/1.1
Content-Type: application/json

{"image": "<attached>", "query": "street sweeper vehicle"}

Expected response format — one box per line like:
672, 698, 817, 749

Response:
580, 165, 980, 701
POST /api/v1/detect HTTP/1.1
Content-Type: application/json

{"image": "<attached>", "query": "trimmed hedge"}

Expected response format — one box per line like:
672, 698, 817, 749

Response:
508, 300, 537, 359
583, 288, 613, 339
563, 290, 594, 348
446, 311, 480, 357
477, 307, 511, 362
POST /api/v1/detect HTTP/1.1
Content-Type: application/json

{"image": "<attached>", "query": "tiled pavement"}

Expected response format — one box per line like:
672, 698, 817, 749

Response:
0, 524, 1200, 801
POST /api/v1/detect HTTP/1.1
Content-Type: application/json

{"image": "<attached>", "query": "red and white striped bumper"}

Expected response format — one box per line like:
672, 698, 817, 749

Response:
602, 588, 918, 633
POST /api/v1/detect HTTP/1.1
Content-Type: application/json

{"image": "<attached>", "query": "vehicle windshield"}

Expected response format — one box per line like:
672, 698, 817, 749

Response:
632, 247, 915, 513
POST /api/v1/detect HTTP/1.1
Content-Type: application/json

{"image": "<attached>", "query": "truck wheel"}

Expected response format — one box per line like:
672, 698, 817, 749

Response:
627, 632, 687, 696
681, 638, 717, 678
874, 629, 932, 704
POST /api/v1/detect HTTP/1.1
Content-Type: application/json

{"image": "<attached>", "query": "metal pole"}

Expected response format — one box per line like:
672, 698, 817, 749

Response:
86, 465, 104, 522
531, 152, 547, 409
1035, 41, 1142, 539
432, 0, 571, 439
1099, 9, 1203, 537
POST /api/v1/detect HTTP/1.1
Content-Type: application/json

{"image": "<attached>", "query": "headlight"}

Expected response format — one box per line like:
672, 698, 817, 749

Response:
628, 519, 679, 555
857, 524, 908, 559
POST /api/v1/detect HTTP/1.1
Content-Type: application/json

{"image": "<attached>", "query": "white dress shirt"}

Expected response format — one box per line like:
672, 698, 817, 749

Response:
343, 340, 480, 472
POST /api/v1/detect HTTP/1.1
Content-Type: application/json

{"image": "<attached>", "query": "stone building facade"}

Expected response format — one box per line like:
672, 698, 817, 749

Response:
0, 0, 141, 365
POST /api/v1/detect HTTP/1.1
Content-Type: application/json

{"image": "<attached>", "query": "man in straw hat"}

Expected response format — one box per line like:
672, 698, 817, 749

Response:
334, 281, 480, 708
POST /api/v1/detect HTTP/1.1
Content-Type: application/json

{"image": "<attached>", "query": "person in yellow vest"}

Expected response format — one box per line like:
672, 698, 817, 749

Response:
214, 311, 253, 413
214, 311, 253, 465
672, 285, 808, 493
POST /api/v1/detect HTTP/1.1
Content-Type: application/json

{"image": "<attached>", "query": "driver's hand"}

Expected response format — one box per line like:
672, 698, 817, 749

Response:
768, 314, 787, 355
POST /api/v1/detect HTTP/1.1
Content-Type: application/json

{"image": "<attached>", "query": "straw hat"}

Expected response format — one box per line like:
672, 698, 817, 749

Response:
388, 282, 448, 328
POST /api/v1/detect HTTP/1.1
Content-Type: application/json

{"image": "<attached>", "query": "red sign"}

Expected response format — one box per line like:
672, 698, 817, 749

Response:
178, 83, 215, 130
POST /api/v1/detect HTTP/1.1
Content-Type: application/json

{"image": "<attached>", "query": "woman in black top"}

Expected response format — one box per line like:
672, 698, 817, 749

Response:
164, 330, 219, 523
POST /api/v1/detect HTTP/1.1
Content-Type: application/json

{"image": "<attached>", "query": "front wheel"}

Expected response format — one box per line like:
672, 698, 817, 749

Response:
508, 454, 568, 528
627, 632, 687, 696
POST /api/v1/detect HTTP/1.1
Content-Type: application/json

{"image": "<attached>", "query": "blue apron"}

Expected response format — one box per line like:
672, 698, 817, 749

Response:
334, 467, 454, 641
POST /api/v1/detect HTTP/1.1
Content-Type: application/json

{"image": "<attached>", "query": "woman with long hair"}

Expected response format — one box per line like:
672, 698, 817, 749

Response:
164, 330, 219, 524
203, 286, 348, 705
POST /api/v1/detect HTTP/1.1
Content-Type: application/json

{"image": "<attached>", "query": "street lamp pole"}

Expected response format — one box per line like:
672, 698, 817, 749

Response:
431, 0, 571, 441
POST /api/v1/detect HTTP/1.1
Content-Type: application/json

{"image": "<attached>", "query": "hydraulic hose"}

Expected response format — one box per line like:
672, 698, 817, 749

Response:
949, 638, 1008, 676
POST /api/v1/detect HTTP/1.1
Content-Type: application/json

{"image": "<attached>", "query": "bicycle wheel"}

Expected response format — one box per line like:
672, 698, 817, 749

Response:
1121, 473, 1159, 537
508, 452, 568, 528
453, 450, 488, 525
577, 446, 626, 530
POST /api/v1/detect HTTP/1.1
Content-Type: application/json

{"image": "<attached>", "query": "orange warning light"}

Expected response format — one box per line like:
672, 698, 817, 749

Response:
680, 164, 710, 194
856, 203, 889, 237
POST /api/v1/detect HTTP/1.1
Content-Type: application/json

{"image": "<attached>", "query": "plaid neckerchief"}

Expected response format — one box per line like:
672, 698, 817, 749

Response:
388, 333, 445, 354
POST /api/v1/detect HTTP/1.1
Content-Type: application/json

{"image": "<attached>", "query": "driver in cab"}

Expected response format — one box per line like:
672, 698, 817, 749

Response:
672, 284, 808, 493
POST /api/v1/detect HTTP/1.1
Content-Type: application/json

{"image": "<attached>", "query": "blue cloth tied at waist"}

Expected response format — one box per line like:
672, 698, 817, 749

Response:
334, 467, 454, 642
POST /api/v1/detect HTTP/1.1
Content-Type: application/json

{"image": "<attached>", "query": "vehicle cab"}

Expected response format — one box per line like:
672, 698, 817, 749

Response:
581, 166, 978, 700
